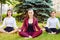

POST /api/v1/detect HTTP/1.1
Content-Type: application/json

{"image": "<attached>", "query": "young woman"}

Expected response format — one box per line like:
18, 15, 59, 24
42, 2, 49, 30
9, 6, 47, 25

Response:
18, 9, 42, 38
44, 11, 60, 34
0, 9, 18, 34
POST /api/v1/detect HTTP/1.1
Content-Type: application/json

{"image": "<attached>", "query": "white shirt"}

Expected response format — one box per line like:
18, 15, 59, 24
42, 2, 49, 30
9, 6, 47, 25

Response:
46, 17, 60, 28
0, 17, 18, 29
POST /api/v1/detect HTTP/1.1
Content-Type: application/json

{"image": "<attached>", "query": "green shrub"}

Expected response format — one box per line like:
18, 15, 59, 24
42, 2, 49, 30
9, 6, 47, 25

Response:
2, 13, 20, 21
2, 14, 6, 20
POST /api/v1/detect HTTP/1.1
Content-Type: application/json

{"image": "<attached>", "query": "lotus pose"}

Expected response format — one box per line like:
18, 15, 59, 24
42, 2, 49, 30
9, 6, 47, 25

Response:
0, 9, 18, 34
44, 11, 60, 34
18, 9, 42, 38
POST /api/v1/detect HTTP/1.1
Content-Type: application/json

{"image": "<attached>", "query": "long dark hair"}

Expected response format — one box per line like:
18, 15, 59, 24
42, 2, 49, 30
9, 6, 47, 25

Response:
7, 9, 13, 17
25, 9, 37, 19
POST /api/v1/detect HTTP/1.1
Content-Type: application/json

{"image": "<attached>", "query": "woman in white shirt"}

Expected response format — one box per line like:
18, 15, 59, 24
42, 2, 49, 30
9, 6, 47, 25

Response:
44, 11, 60, 34
0, 9, 18, 34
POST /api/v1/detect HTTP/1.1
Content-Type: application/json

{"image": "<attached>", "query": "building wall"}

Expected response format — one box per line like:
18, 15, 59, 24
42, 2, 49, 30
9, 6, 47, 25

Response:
52, 0, 60, 11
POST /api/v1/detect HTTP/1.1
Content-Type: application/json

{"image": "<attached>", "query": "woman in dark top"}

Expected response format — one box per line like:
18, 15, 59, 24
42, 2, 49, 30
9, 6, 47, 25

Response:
27, 23, 34, 32
18, 9, 42, 38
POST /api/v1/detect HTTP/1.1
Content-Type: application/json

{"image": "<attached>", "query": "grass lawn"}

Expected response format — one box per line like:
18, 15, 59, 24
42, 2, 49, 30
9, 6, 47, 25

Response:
0, 21, 60, 40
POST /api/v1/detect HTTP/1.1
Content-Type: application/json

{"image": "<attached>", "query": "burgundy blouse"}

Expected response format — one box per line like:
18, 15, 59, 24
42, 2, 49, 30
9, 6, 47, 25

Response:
20, 17, 41, 32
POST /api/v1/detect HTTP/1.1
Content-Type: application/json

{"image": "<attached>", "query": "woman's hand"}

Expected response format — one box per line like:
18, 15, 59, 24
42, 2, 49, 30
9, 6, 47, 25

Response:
18, 29, 21, 32
18, 28, 21, 32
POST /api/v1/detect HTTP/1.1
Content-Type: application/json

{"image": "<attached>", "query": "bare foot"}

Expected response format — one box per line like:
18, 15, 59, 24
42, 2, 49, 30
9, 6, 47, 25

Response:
29, 36, 32, 38
48, 32, 56, 34
24, 36, 32, 39
42, 28, 45, 31
51, 32, 56, 34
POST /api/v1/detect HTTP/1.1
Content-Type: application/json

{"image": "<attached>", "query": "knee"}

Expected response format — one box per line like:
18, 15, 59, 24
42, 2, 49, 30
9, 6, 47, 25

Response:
19, 31, 23, 35
39, 30, 43, 34
36, 30, 42, 34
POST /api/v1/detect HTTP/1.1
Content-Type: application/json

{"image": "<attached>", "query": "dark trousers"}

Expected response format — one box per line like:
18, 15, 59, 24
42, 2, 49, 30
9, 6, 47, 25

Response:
45, 27, 60, 34
4, 27, 14, 32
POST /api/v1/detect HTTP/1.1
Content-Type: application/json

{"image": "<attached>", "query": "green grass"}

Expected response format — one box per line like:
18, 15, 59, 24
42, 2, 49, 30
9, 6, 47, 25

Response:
0, 22, 60, 40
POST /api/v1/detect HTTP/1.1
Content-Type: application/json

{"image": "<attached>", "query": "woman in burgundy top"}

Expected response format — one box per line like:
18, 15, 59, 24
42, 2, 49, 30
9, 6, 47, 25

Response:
18, 9, 42, 38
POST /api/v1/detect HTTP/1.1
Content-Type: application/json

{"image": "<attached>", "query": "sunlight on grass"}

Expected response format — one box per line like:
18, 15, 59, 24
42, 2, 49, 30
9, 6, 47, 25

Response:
0, 21, 60, 40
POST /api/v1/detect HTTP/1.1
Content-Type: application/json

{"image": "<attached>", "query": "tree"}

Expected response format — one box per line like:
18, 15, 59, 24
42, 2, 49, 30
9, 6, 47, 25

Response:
0, 0, 18, 22
0, 0, 5, 22
0, 0, 8, 22
15, 0, 53, 22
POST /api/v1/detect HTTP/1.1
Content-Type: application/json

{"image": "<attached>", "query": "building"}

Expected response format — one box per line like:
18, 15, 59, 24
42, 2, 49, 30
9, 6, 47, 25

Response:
52, 0, 60, 11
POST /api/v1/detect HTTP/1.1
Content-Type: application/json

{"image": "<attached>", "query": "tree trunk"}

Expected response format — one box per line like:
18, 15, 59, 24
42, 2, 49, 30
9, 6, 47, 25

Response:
0, 2, 2, 23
